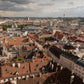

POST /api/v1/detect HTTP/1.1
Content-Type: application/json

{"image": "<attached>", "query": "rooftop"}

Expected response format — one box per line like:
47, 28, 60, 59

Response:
17, 72, 56, 84
61, 52, 79, 62
1, 62, 30, 78
49, 46, 63, 58
54, 31, 64, 40
0, 56, 51, 79
76, 59, 84, 67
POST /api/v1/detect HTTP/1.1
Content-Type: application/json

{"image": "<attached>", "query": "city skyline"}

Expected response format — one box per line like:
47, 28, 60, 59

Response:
0, 0, 84, 17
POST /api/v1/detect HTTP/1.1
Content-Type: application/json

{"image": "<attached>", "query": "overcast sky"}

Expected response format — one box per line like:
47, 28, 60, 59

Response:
0, 0, 84, 17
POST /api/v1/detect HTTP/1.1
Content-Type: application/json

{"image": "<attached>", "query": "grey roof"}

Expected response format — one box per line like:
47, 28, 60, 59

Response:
76, 59, 84, 67
61, 52, 79, 62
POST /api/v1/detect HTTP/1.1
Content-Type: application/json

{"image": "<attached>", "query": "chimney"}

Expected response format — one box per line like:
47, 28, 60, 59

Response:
12, 63, 15, 67
61, 66, 63, 70
50, 62, 52, 66
57, 63, 59, 66
70, 75, 74, 84
51, 64, 54, 70
72, 70, 74, 74
17, 63, 20, 68
56, 67, 58, 72
16, 72, 19, 76
83, 78, 84, 83
33, 74, 35, 78
39, 73, 42, 77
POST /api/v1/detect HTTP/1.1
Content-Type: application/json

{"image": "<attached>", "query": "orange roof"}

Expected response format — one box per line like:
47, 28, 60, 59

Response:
41, 29, 46, 31
6, 36, 10, 40
0, 37, 3, 40
30, 61, 49, 73
14, 45, 18, 49
1, 36, 32, 47
0, 26, 2, 29
0, 59, 50, 79
8, 42, 26, 46
35, 54, 40, 57
1, 43, 26, 47
8, 37, 28, 43
26, 46, 35, 50
34, 54, 51, 62
54, 32, 64, 40
17, 72, 56, 84
1, 63, 30, 78
76, 37, 84, 42
28, 35, 37, 41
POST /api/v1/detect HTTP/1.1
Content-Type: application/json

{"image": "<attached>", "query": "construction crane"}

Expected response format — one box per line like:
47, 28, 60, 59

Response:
69, 29, 72, 41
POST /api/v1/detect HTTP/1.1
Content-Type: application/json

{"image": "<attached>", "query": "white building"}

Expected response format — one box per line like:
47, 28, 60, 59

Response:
74, 59, 84, 79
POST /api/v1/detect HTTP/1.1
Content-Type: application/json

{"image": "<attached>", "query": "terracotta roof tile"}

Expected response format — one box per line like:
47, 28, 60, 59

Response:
26, 46, 35, 50
30, 61, 49, 73
54, 32, 64, 40
1, 63, 30, 78
0, 55, 51, 79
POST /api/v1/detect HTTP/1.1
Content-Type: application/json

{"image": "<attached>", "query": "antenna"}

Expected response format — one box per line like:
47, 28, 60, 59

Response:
28, 17, 29, 21
63, 14, 65, 17
63, 13, 65, 22
69, 29, 72, 41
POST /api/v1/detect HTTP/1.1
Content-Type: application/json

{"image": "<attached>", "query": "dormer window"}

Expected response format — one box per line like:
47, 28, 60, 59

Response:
27, 70, 28, 73
34, 69, 37, 71
6, 69, 8, 71
37, 82, 40, 84
11, 72, 14, 75
36, 64, 39, 67
23, 66, 26, 69
15, 72, 19, 76
6, 68, 9, 73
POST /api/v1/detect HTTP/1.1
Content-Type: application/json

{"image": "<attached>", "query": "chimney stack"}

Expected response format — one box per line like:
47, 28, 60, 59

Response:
12, 63, 15, 67
17, 63, 20, 68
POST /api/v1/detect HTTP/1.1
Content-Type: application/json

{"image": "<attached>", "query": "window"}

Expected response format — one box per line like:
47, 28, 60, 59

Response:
36, 64, 39, 67
34, 69, 37, 71
12, 78, 14, 80
79, 67, 81, 69
23, 66, 26, 69
79, 71, 80, 73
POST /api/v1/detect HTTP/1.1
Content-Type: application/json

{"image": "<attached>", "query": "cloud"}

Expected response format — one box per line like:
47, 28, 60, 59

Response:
68, 2, 75, 5
38, 3, 54, 6
0, 0, 35, 11
0, 0, 84, 17
2, 0, 32, 4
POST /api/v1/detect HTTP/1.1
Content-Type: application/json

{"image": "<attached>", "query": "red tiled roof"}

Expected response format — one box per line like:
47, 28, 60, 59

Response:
6, 36, 10, 40
1, 36, 32, 47
0, 26, 2, 29
34, 54, 51, 62
0, 55, 51, 79
0, 37, 3, 40
17, 72, 56, 84
30, 61, 49, 73
1, 63, 30, 78
26, 46, 35, 50
8, 43, 26, 46
8, 37, 28, 43
54, 32, 64, 40
28, 35, 37, 41
14, 45, 18, 49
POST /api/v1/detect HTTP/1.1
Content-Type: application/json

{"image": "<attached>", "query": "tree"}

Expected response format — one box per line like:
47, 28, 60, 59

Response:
18, 25, 25, 30
3, 25, 7, 31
